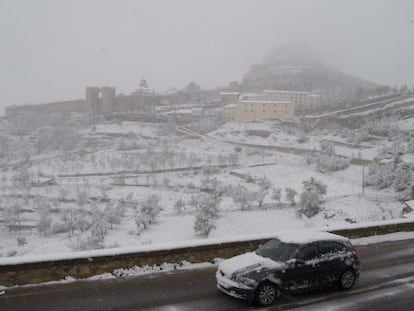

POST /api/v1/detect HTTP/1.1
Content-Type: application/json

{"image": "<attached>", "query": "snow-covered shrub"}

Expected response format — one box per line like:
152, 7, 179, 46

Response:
37, 209, 52, 236
104, 203, 122, 229
68, 235, 103, 251
114, 175, 126, 185
375, 146, 394, 160
7, 250, 18, 257
407, 138, 414, 154
201, 177, 228, 199
217, 154, 227, 166
59, 205, 92, 236
3, 204, 24, 231
393, 162, 412, 192
162, 177, 170, 188
306, 154, 315, 165
126, 192, 134, 202
365, 159, 412, 192
17, 236, 27, 247
296, 131, 309, 143
285, 187, 298, 207
271, 188, 282, 207
76, 188, 89, 207
231, 184, 254, 210
188, 195, 199, 211
201, 165, 220, 175
364, 116, 400, 137
58, 188, 69, 202
12, 165, 32, 190
51, 222, 71, 234
193, 178, 226, 236
74, 208, 91, 233
135, 194, 162, 234
228, 153, 240, 166
297, 177, 327, 218
316, 154, 349, 173
349, 127, 370, 144
174, 198, 186, 214
254, 176, 272, 208
35, 125, 81, 152
89, 207, 109, 246
375, 138, 406, 160
315, 141, 349, 173
194, 194, 220, 236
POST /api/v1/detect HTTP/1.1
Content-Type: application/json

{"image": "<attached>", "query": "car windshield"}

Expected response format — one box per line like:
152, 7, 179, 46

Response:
255, 239, 299, 262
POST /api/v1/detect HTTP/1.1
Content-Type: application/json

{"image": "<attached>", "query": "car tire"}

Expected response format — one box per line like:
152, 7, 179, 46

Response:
255, 282, 280, 306
338, 270, 356, 290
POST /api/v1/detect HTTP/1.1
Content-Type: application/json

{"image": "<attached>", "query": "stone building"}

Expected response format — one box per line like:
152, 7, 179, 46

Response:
219, 92, 240, 106
85, 86, 116, 114
262, 90, 321, 110
223, 99, 294, 122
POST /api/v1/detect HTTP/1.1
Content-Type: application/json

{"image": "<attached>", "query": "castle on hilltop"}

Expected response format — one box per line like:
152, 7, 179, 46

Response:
5, 79, 159, 117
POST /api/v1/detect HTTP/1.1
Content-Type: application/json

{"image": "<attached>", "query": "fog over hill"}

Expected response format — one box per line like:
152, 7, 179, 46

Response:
240, 43, 378, 104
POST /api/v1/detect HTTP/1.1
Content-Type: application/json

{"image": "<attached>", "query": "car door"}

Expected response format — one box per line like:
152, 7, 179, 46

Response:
317, 241, 349, 285
281, 242, 321, 291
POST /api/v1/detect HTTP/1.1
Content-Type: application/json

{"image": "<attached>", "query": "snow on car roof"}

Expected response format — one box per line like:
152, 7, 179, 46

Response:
275, 230, 349, 244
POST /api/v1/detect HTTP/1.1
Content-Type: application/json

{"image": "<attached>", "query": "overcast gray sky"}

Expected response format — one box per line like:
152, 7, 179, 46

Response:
1, 0, 413, 113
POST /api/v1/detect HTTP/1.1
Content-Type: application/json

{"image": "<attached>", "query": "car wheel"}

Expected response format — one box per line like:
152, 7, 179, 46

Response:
255, 282, 280, 306
339, 270, 356, 290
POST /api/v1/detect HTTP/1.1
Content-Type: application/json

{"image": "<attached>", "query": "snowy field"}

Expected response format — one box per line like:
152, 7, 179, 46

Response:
0, 114, 412, 259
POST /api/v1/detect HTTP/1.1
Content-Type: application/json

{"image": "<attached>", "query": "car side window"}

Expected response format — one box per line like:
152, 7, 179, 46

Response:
319, 241, 347, 257
297, 243, 319, 261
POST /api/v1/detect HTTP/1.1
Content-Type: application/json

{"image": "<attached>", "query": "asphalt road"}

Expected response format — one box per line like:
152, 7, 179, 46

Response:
3, 239, 414, 311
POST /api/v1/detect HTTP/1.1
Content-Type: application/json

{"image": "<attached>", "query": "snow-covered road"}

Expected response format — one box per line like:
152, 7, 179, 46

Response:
3, 239, 414, 310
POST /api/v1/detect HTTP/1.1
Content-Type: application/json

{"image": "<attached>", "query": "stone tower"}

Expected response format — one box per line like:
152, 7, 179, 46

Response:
85, 86, 101, 114
101, 86, 116, 113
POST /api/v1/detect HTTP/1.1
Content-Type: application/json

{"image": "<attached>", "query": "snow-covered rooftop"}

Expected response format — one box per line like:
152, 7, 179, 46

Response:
219, 92, 240, 96
239, 100, 293, 104
262, 90, 309, 95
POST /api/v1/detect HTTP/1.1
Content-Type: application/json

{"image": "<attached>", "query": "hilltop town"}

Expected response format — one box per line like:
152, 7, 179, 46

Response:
1, 46, 414, 258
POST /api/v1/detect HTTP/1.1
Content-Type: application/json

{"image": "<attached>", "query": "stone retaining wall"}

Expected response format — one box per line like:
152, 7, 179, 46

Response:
1, 221, 414, 286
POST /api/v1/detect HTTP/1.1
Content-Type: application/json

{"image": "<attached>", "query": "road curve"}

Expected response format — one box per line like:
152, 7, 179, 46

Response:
3, 239, 414, 311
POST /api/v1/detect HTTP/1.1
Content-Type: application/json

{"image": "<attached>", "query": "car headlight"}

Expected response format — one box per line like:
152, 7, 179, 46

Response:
233, 275, 256, 286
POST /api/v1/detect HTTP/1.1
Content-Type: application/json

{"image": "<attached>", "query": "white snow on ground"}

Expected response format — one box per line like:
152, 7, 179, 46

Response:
0, 117, 413, 260
2, 219, 414, 266
211, 209, 306, 238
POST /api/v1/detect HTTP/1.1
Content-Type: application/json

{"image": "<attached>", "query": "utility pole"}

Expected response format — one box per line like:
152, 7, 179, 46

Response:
362, 165, 365, 196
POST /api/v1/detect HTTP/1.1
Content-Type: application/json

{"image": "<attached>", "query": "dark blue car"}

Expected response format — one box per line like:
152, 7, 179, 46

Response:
216, 231, 360, 306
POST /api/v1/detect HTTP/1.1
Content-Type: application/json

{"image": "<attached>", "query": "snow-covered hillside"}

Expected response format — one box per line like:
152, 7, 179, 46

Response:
0, 114, 411, 258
